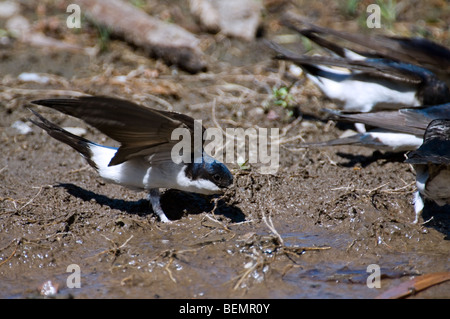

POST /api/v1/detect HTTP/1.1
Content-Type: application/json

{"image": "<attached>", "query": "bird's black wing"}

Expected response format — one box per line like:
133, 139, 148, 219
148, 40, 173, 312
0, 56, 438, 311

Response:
281, 12, 450, 84
32, 96, 203, 166
265, 40, 423, 84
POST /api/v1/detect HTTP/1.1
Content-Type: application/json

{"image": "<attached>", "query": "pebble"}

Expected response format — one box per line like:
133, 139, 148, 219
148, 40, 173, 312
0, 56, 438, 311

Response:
0, 1, 20, 19
11, 120, 32, 135
18, 72, 50, 84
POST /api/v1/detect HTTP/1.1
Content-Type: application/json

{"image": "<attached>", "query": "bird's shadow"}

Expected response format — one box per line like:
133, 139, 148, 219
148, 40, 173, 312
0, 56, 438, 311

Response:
422, 203, 450, 240
57, 183, 245, 222
335, 151, 407, 168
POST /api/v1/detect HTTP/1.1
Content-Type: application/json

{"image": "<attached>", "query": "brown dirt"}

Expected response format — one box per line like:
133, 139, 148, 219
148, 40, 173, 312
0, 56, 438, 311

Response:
1, 0, 449, 299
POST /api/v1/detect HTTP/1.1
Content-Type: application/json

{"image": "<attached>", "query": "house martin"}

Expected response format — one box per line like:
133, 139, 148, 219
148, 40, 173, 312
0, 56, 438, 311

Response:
266, 40, 450, 113
281, 12, 450, 86
29, 96, 233, 223
405, 119, 450, 223
296, 103, 450, 152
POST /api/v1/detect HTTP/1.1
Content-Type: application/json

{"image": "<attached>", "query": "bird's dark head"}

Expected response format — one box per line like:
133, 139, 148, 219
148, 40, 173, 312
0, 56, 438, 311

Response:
420, 76, 450, 106
406, 119, 450, 165
182, 155, 233, 195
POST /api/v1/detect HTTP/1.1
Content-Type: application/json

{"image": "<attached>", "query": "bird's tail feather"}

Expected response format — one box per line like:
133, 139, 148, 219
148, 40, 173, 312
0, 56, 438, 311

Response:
29, 109, 98, 169
297, 134, 364, 148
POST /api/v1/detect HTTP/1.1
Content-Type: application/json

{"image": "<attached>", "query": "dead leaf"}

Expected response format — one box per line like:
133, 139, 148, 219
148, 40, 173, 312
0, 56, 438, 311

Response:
376, 272, 450, 299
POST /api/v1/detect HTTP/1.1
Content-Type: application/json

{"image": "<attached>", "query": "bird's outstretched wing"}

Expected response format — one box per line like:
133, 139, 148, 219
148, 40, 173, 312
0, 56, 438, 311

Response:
265, 39, 424, 84
32, 96, 203, 166
281, 12, 450, 76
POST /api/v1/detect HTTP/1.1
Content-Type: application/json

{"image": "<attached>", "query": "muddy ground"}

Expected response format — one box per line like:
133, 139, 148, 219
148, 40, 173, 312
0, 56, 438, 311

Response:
1, 1, 449, 299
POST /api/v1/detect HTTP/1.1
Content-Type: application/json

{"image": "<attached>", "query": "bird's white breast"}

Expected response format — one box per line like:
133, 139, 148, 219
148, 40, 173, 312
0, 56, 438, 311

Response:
307, 71, 420, 112
89, 143, 170, 190
88, 143, 222, 194
361, 131, 423, 152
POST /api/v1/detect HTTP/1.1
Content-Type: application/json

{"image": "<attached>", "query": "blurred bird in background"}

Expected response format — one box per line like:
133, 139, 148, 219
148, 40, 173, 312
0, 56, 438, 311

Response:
406, 119, 450, 223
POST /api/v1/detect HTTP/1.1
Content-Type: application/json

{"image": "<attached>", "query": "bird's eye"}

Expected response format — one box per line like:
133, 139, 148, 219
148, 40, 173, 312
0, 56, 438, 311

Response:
213, 174, 221, 181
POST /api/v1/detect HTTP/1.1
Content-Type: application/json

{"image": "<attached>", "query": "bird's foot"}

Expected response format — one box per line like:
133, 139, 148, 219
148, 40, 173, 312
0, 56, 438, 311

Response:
148, 189, 172, 223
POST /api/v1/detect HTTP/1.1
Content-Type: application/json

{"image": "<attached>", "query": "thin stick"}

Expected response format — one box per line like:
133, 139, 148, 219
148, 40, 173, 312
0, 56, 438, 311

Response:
330, 182, 415, 195
0, 166, 8, 174
16, 185, 48, 212
95, 235, 134, 257
142, 93, 174, 111
0, 86, 88, 97
232, 262, 258, 290
165, 257, 177, 283
0, 243, 18, 268
261, 210, 284, 246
